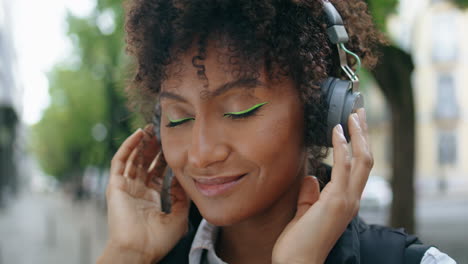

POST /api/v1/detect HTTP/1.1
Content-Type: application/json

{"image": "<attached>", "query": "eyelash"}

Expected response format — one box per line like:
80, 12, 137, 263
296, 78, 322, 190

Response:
223, 105, 262, 120
166, 117, 194, 127
166, 102, 267, 127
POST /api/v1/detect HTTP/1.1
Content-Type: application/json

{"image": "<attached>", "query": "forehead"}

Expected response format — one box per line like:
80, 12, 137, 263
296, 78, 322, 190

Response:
161, 79, 263, 105
159, 37, 299, 104
162, 38, 263, 93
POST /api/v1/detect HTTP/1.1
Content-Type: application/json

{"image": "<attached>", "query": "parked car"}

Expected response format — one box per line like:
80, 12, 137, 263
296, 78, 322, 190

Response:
360, 175, 393, 211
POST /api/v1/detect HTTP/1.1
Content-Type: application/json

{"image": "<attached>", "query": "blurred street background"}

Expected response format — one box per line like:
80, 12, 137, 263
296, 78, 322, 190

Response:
1, 0, 467, 263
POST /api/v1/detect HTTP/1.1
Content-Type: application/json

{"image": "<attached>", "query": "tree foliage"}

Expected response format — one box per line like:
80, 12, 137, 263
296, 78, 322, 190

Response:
31, 0, 139, 181
454, 0, 468, 9
366, 0, 398, 32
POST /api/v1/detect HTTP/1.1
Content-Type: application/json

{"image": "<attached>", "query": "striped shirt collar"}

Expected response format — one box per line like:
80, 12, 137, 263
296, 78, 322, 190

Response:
189, 219, 227, 264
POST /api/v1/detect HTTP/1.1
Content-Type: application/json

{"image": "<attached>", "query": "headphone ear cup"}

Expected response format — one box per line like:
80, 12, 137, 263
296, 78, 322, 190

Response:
161, 166, 174, 214
320, 77, 363, 147
342, 87, 364, 140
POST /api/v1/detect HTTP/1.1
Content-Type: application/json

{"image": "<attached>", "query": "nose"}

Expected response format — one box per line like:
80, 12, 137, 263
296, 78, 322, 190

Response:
187, 117, 230, 168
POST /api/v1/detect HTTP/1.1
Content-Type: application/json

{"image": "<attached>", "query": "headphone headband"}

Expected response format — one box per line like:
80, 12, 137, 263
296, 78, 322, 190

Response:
320, 1, 359, 91
318, 1, 364, 146
322, 1, 349, 44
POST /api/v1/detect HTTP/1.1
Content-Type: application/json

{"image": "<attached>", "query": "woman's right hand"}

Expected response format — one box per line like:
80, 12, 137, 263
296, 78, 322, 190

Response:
98, 125, 190, 264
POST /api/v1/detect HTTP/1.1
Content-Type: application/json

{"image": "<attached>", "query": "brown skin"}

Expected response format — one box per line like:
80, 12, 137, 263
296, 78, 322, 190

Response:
160, 45, 307, 224
98, 42, 373, 264
97, 127, 190, 264
160, 43, 307, 264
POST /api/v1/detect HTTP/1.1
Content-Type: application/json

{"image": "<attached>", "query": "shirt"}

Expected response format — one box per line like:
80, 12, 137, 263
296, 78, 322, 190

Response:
188, 219, 457, 264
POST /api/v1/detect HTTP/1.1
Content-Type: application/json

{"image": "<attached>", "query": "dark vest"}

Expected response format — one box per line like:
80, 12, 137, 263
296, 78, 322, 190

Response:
158, 204, 430, 264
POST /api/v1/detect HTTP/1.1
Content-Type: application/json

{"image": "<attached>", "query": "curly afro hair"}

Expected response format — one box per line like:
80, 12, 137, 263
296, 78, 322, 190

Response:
124, 0, 384, 184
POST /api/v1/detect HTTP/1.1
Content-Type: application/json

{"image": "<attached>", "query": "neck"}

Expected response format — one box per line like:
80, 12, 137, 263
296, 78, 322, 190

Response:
216, 176, 303, 264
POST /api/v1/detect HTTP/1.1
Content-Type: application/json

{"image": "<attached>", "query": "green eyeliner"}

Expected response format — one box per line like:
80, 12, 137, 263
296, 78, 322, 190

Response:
224, 102, 269, 116
165, 102, 268, 127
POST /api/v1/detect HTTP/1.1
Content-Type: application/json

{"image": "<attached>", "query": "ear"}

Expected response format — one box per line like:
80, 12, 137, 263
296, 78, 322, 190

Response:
295, 176, 320, 219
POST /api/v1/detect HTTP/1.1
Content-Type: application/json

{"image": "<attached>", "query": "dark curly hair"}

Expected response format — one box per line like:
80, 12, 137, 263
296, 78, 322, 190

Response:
124, 0, 384, 185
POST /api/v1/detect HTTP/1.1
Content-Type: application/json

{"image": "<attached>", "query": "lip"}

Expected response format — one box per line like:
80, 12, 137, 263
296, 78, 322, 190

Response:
193, 174, 246, 197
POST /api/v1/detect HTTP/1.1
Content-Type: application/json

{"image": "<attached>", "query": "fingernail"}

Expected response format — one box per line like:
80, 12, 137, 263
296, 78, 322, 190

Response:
335, 124, 344, 135
133, 128, 143, 136
143, 124, 155, 137
144, 123, 154, 132
351, 113, 360, 125
357, 108, 366, 123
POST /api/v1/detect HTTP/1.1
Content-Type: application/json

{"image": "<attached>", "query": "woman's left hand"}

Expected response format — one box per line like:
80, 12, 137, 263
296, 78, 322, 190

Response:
272, 108, 373, 264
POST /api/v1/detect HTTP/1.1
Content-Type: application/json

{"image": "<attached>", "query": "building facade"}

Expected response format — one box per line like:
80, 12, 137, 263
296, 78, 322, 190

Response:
365, 0, 468, 193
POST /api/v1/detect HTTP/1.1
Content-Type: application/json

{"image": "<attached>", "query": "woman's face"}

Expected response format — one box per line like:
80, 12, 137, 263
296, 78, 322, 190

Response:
159, 43, 307, 226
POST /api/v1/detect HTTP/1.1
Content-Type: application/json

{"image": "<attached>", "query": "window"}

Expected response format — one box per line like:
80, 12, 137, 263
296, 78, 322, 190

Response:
434, 74, 459, 120
438, 130, 457, 165
431, 13, 458, 63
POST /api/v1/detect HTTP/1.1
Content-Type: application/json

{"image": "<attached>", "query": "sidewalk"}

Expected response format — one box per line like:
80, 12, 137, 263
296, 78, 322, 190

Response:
0, 190, 107, 264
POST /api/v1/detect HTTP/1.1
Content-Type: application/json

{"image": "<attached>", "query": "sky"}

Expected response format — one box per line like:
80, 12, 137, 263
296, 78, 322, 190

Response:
10, 0, 95, 125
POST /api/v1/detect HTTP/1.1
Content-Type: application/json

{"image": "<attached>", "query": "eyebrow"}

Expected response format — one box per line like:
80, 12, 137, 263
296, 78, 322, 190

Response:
159, 77, 264, 102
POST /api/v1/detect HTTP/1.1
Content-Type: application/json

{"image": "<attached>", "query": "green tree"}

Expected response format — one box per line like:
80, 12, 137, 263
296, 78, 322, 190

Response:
454, 0, 468, 8
31, 0, 139, 183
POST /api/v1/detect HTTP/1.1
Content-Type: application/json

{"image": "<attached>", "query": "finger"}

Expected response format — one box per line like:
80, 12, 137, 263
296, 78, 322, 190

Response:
140, 124, 160, 168
356, 108, 369, 142
146, 151, 167, 190
349, 111, 373, 196
135, 152, 147, 181
124, 147, 139, 179
124, 125, 159, 181
170, 176, 190, 216
110, 128, 144, 176
295, 176, 320, 219
330, 124, 351, 192
147, 180, 162, 192
135, 125, 160, 182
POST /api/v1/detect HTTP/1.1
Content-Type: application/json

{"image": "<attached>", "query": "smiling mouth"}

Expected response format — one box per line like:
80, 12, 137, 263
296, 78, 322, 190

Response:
193, 174, 247, 197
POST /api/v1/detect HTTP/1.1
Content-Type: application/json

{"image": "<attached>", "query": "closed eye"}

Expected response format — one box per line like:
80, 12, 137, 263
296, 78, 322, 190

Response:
224, 102, 268, 120
166, 116, 195, 127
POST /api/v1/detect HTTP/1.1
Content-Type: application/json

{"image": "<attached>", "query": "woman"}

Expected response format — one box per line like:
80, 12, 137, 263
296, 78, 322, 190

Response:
98, 0, 455, 263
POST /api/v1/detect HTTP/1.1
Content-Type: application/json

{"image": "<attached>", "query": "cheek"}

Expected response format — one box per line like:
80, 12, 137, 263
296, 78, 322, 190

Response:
160, 128, 196, 199
160, 127, 188, 172
245, 105, 305, 175
207, 103, 306, 224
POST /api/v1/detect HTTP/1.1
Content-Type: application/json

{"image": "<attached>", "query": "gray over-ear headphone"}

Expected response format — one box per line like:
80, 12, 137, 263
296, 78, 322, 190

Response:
320, 1, 363, 147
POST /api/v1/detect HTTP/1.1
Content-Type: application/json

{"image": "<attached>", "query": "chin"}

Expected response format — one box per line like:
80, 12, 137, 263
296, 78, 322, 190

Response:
195, 200, 254, 227
203, 213, 239, 227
